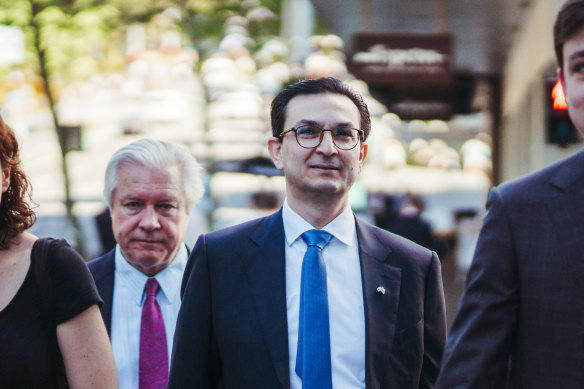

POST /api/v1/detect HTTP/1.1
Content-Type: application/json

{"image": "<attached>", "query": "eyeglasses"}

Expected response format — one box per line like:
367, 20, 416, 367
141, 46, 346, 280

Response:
279, 124, 364, 150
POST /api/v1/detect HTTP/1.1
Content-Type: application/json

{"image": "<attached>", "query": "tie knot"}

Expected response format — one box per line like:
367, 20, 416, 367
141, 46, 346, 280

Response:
145, 278, 160, 297
301, 229, 333, 250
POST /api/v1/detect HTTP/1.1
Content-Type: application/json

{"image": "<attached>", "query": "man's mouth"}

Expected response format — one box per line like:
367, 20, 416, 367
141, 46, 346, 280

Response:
134, 239, 161, 244
310, 163, 339, 171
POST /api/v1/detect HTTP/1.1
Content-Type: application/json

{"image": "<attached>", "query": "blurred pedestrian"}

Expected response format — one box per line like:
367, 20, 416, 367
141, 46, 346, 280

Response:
95, 206, 116, 255
88, 139, 204, 389
382, 193, 434, 249
0, 116, 118, 388
436, 1, 584, 387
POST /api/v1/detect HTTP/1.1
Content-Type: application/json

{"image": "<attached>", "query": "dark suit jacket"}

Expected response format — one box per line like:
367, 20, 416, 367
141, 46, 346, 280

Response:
436, 149, 584, 389
87, 251, 116, 334
168, 210, 446, 389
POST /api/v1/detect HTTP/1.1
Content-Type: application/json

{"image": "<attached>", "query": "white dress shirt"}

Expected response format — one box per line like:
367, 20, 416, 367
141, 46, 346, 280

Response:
283, 199, 366, 389
110, 244, 188, 389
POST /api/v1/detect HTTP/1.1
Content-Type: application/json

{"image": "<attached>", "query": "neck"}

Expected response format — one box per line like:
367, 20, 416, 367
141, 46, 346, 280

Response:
287, 192, 348, 229
0, 232, 34, 257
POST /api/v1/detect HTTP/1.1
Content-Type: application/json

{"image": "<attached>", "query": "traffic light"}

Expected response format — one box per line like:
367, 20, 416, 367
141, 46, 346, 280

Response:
545, 77, 580, 146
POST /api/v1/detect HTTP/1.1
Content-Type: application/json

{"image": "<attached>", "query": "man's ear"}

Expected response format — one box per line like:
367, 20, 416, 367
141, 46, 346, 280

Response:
355, 144, 367, 174
360, 144, 368, 164
558, 67, 567, 96
267, 137, 284, 170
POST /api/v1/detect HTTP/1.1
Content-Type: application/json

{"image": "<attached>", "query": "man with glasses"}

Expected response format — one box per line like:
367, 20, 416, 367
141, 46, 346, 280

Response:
169, 77, 446, 389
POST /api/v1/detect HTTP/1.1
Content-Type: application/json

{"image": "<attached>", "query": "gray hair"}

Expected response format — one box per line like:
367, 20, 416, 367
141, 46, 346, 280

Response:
103, 139, 204, 210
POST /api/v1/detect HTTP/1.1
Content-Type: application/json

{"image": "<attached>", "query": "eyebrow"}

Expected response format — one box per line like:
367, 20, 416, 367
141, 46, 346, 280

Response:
118, 194, 178, 203
119, 194, 141, 202
294, 119, 356, 128
568, 50, 584, 63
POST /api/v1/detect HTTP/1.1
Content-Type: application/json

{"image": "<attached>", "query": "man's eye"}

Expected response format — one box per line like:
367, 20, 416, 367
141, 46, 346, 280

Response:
334, 129, 354, 138
297, 126, 320, 137
575, 64, 584, 73
158, 204, 173, 210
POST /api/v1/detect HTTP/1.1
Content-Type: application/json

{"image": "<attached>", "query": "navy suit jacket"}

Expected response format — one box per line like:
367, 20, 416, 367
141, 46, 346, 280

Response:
168, 210, 446, 389
436, 149, 584, 388
87, 250, 115, 334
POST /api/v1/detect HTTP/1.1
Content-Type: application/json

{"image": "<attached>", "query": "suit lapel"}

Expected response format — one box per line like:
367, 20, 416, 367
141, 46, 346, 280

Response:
547, 154, 584, 288
90, 251, 115, 335
239, 213, 404, 388
242, 210, 290, 389
356, 219, 402, 389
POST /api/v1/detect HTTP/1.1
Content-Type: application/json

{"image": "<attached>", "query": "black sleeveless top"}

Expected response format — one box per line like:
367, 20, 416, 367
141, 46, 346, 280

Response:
0, 238, 101, 388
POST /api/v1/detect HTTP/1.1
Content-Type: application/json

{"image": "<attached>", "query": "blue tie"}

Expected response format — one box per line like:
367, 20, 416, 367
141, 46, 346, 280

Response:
296, 229, 334, 389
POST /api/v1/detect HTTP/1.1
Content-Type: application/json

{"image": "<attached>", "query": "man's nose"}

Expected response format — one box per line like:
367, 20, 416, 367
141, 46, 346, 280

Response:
316, 130, 338, 155
139, 207, 161, 230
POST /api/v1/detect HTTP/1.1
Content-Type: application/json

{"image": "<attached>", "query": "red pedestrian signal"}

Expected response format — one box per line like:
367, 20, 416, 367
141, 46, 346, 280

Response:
545, 77, 579, 146
551, 80, 568, 110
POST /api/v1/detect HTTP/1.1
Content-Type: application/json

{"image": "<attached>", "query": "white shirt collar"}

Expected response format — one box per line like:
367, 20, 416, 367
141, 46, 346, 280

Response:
114, 243, 188, 306
282, 197, 356, 247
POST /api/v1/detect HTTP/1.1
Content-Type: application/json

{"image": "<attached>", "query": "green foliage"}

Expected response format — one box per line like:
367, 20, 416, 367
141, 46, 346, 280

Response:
0, 1, 32, 26
0, 0, 287, 91
32, 5, 124, 93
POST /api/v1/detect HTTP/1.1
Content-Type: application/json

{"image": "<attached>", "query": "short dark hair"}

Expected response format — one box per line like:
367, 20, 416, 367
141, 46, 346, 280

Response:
554, 0, 584, 69
270, 77, 371, 141
0, 116, 36, 249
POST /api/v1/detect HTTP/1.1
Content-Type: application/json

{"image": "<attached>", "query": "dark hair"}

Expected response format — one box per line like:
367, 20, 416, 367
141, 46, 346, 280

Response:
270, 77, 371, 140
0, 116, 36, 249
554, 0, 584, 69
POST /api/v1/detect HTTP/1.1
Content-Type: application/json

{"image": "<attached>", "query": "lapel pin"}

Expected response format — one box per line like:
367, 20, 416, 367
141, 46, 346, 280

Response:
376, 286, 386, 295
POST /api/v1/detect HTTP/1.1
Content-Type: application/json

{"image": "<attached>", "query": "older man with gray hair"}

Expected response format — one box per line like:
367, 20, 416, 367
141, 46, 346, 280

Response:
88, 138, 204, 389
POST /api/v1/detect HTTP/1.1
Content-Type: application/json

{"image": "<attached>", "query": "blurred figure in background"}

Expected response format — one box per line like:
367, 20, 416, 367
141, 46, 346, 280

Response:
437, 1, 584, 388
377, 193, 449, 259
381, 193, 434, 249
95, 206, 116, 255
250, 191, 281, 214
88, 139, 204, 389
0, 117, 118, 388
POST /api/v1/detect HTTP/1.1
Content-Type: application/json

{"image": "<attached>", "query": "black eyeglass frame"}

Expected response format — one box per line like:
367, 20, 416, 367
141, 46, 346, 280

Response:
279, 125, 365, 150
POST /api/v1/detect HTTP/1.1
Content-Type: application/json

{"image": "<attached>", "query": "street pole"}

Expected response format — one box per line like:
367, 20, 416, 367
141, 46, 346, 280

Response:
30, 0, 86, 258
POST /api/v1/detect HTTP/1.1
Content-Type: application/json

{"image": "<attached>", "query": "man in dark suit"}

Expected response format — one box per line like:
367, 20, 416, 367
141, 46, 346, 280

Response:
169, 77, 446, 389
88, 139, 204, 389
436, 2, 584, 388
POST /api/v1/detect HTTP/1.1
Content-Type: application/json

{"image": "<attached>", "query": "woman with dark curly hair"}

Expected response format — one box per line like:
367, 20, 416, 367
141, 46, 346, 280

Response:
0, 117, 118, 388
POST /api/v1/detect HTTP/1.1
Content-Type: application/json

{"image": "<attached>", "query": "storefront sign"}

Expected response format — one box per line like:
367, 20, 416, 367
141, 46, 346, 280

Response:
350, 33, 453, 86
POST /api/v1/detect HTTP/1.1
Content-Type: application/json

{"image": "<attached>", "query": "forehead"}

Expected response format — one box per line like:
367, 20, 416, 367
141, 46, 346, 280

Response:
114, 163, 184, 201
284, 93, 360, 128
564, 27, 584, 67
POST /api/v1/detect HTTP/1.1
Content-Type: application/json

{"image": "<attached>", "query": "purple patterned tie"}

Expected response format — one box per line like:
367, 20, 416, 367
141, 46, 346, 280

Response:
139, 278, 168, 389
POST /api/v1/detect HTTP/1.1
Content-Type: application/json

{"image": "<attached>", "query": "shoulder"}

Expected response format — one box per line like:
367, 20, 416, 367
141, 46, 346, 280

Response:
31, 238, 101, 321
204, 211, 281, 245
497, 149, 584, 199
87, 250, 115, 277
357, 218, 435, 268
33, 238, 93, 283
38, 238, 83, 267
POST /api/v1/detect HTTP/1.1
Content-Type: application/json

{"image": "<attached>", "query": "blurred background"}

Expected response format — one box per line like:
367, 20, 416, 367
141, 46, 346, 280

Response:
0, 0, 576, 329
